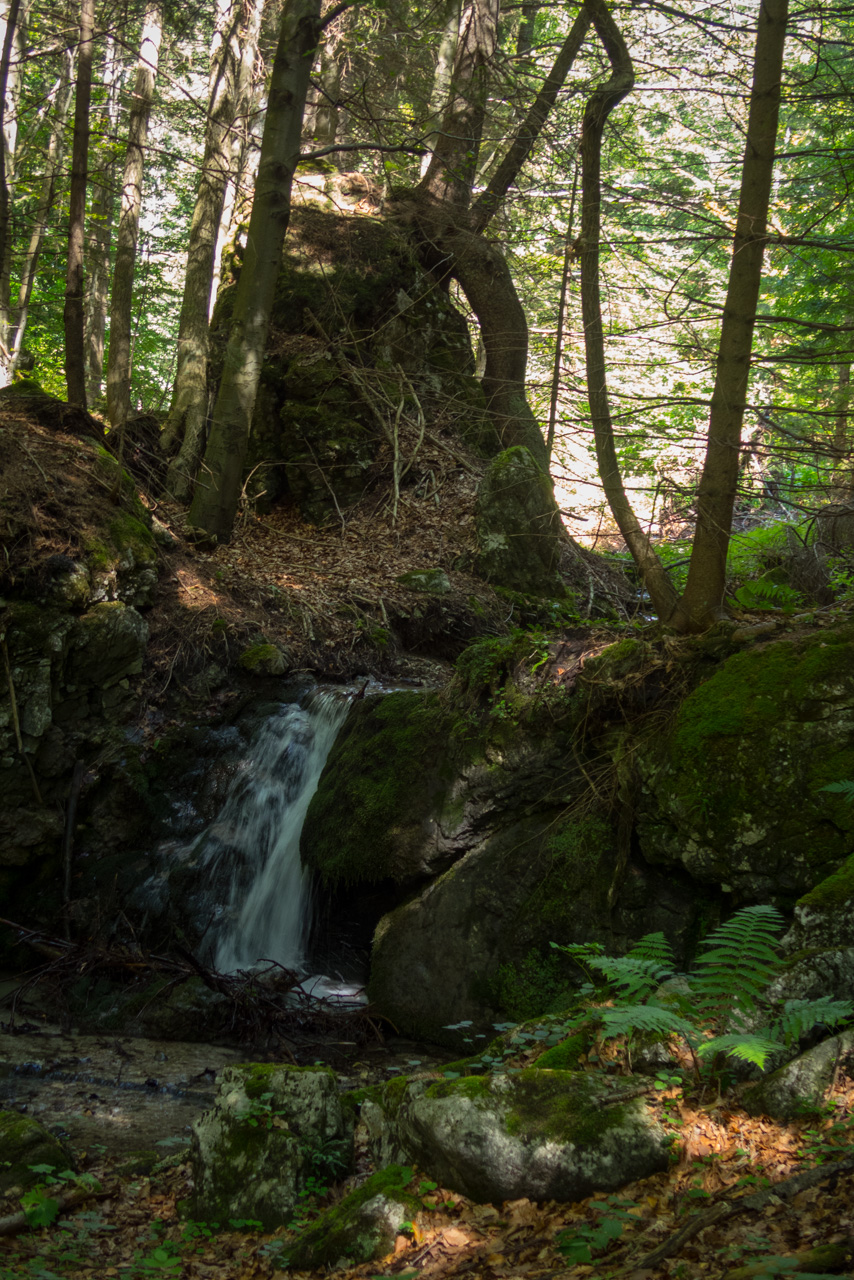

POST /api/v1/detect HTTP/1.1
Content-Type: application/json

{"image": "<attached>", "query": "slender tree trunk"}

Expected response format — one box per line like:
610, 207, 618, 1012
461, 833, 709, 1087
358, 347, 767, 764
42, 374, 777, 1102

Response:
163, 0, 265, 499
188, 0, 322, 542
831, 350, 853, 498
0, 0, 24, 377
674, 0, 789, 630
63, 0, 95, 406
85, 35, 121, 404
9, 47, 73, 371
417, 0, 497, 208
105, 2, 162, 431
419, 0, 461, 179
578, 0, 678, 621
471, 4, 589, 233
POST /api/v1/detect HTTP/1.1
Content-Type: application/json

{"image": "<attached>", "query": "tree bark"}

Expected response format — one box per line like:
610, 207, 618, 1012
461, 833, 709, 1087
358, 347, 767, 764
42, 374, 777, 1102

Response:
419, 0, 461, 179
0, 0, 23, 377
105, 2, 162, 432
579, 0, 679, 621
163, 0, 265, 500
84, 35, 122, 404
471, 5, 589, 234
188, 0, 323, 542
674, 0, 789, 630
417, 0, 498, 209
9, 47, 73, 371
63, 0, 95, 407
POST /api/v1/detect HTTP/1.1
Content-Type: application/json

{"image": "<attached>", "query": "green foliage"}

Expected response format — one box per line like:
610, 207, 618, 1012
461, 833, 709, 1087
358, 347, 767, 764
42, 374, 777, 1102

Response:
21, 1165, 100, 1229
555, 1195, 637, 1265
820, 780, 854, 803
730, 578, 803, 613
552, 905, 853, 1078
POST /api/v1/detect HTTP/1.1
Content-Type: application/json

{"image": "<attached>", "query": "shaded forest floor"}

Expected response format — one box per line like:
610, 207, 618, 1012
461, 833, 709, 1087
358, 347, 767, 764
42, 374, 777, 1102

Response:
2, 1067, 854, 1280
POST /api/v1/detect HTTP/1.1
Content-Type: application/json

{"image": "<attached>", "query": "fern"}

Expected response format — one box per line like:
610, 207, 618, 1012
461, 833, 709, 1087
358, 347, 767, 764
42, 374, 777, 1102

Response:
696, 1032, 783, 1069
692, 905, 784, 1019
599, 1002, 697, 1041
773, 998, 854, 1048
589, 955, 675, 1004
730, 578, 802, 613
820, 780, 854, 804
627, 931, 676, 969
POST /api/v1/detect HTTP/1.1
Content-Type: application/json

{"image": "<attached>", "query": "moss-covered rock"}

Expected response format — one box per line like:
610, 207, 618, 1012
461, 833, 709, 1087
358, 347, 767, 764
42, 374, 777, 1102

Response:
742, 1031, 854, 1120
281, 1165, 419, 1269
0, 1110, 74, 1193
475, 447, 565, 596
362, 1070, 668, 1203
237, 643, 287, 676
187, 1064, 353, 1230
300, 691, 470, 890
636, 626, 854, 901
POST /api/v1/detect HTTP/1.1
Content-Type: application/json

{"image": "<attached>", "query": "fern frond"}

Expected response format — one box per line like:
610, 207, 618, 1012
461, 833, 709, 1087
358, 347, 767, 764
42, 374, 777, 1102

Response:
598, 1003, 696, 1041
589, 955, 673, 1003
774, 997, 854, 1046
696, 1032, 782, 1069
693, 906, 784, 1016
627, 931, 676, 970
820, 780, 854, 804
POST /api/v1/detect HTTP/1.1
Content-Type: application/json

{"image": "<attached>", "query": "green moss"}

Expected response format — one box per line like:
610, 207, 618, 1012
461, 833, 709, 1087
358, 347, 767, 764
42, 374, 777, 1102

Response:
238, 643, 282, 672
535, 1032, 588, 1070
798, 854, 854, 912
235, 1063, 336, 1101
424, 1075, 492, 1102
494, 949, 574, 1022
281, 1165, 418, 1270
301, 692, 468, 889
504, 1069, 630, 1144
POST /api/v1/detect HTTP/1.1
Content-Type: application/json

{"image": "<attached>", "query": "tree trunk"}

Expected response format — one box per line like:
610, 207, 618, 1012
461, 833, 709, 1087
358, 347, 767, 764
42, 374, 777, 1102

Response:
0, 0, 24, 378
9, 47, 73, 371
417, 0, 498, 209
163, 0, 265, 500
85, 35, 121, 405
674, 0, 789, 630
63, 0, 95, 407
105, 2, 162, 432
188, 0, 322, 542
419, 0, 461, 179
578, 0, 679, 621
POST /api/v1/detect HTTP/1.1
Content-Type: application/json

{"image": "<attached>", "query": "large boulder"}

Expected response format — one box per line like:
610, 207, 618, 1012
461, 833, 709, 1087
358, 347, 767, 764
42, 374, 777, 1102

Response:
475, 447, 565, 596
636, 626, 854, 902
742, 1032, 854, 1121
187, 1064, 353, 1229
362, 1070, 669, 1203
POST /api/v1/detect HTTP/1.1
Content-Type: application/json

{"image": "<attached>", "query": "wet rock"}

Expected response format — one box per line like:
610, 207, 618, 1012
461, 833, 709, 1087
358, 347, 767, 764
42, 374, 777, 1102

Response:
0, 1110, 74, 1193
188, 1064, 353, 1229
362, 1070, 669, 1203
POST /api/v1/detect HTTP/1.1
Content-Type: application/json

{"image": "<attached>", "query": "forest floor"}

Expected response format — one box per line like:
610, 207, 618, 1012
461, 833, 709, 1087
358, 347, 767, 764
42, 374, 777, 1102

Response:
1, 1057, 853, 1280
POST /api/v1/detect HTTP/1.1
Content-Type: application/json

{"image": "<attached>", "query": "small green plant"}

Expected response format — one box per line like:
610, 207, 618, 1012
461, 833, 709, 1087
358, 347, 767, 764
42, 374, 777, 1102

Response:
555, 1195, 638, 1265
22, 1165, 101, 1229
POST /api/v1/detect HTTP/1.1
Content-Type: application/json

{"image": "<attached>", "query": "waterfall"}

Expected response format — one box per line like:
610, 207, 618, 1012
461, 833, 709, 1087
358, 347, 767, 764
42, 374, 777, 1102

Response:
198, 690, 350, 974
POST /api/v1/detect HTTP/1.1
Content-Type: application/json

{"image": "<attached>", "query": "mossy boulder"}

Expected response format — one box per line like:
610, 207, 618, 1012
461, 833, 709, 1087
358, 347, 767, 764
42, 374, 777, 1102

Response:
237, 642, 288, 676
300, 691, 470, 890
0, 1110, 74, 1193
475, 447, 565, 596
742, 1031, 854, 1120
362, 1070, 668, 1203
187, 1064, 353, 1230
281, 1165, 420, 1269
636, 626, 854, 901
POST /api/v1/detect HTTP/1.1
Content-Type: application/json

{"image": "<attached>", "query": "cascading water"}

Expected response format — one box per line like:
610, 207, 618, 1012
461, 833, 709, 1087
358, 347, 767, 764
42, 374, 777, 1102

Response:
193, 690, 351, 974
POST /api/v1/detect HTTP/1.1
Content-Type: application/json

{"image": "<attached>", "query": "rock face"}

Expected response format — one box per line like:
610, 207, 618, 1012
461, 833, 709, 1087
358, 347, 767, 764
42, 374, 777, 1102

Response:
0, 1110, 74, 1193
362, 1071, 669, 1203
635, 626, 854, 900
742, 1032, 854, 1121
475, 447, 565, 595
188, 1064, 353, 1230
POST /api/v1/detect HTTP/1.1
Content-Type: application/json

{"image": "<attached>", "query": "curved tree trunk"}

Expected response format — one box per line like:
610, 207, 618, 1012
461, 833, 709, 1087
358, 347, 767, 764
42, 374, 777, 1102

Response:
105, 2, 162, 432
188, 0, 322, 542
163, 0, 265, 500
578, 0, 679, 622
84, 35, 122, 405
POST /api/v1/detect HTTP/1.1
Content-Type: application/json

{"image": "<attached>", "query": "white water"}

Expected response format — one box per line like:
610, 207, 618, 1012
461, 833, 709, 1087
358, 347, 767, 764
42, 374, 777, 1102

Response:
207, 691, 350, 973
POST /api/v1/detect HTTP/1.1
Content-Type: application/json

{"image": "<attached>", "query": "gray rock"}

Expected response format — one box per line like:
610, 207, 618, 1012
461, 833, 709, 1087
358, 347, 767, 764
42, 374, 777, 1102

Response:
188, 1064, 352, 1229
362, 1070, 669, 1203
743, 1031, 854, 1120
